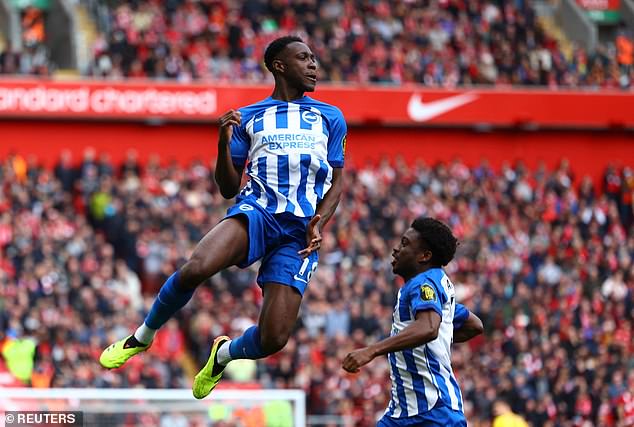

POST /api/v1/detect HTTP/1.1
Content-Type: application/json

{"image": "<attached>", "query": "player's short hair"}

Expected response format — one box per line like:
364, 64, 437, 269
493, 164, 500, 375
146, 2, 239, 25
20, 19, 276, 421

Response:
411, 217, 458, 267
264, 35, 304, 72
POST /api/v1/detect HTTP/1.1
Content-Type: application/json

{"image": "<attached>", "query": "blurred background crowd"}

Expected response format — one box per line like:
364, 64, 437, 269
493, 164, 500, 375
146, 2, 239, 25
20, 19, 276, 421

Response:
0, 149, 632, 426
1, 0, 633, 88
86, 0, 632, 87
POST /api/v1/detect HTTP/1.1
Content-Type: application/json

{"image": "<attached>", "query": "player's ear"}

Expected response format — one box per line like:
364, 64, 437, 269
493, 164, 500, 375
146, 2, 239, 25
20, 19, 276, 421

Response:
272, 59, 286, 74
417, 249, 432, 264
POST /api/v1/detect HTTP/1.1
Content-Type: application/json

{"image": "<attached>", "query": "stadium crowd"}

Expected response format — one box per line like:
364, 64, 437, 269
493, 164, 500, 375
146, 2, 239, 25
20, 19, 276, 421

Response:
0, 148, 633, 426
0, 5, 50, 76
86, 0, 633, 88
1, 0, 634, 88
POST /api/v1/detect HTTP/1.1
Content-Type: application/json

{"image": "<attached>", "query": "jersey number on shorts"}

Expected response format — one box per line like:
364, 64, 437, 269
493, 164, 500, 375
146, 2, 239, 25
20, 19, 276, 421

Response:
294, 257, 318, 284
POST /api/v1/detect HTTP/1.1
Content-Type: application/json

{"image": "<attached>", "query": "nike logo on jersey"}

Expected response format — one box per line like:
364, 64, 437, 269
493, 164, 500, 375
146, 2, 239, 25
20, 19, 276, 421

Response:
407, 93, 478, 122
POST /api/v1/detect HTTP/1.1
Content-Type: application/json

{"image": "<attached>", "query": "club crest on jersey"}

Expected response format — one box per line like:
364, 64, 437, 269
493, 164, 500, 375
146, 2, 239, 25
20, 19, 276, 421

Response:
420, 284, 436, 301
301, 110, 321, 126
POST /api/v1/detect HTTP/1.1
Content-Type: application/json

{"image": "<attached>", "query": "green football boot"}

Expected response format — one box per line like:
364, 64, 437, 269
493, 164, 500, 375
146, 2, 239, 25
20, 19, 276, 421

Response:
192, 336, 230, 399
99, 335, 151, 369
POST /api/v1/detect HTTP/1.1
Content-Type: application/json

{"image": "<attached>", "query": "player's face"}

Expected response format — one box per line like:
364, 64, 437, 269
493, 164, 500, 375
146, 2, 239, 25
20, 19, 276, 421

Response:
391, 228, 428, 278
279, 42, 318, 92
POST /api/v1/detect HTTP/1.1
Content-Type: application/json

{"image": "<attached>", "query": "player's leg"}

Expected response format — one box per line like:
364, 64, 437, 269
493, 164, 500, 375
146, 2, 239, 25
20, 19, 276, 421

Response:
192, 240, 315, 399
258, 283, 303, 353
233, 282, 302, 358
224, 245, 317, 360
140, 216, 249, 334
99, 217, 248, 369
192, 282, 302, 399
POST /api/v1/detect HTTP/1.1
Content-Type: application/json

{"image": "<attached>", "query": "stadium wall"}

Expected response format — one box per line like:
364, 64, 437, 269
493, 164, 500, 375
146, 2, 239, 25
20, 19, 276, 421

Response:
1, 120, 632, 184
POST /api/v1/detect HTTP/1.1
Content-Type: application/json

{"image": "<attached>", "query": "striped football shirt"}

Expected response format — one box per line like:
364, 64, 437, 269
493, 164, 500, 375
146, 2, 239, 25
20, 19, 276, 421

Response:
386, 268, 464, 418
230, 96, 347, 218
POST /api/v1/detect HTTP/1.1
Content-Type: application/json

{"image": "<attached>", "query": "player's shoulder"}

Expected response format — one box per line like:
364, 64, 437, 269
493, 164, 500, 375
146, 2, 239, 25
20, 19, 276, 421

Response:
236, 97, 277, 121
428, 268, 449, 285
409, 269, 448, 299
411, 268, 444, 286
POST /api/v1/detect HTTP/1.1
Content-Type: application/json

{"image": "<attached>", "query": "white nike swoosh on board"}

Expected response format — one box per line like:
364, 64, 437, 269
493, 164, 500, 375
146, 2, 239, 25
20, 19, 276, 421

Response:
407, 93, 478, 122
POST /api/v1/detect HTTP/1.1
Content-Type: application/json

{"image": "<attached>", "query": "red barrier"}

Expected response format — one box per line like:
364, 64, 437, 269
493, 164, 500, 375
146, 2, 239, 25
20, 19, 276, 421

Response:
1, 78, 634, 128
1, 121, 631, 185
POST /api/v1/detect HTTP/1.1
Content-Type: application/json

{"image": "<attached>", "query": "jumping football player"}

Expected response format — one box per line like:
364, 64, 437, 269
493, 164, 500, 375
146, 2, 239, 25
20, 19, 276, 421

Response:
100, 35, 347, 399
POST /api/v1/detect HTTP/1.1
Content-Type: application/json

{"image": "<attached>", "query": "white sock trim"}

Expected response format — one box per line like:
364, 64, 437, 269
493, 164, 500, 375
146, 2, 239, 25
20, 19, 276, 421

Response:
216, 340, 232, 366
134, 323, 156, 345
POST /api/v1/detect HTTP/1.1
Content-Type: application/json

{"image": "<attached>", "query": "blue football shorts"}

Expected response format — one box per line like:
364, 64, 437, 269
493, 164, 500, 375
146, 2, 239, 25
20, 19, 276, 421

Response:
377, 404, 467, 427
224, 199, 319, 296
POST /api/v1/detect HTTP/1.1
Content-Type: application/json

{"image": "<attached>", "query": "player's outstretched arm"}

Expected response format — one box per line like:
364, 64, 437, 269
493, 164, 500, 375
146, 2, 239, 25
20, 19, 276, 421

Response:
299, 167, 343, 257
453, 312, 484, 343
342, 309, 441, 373
215, 110, 244, 199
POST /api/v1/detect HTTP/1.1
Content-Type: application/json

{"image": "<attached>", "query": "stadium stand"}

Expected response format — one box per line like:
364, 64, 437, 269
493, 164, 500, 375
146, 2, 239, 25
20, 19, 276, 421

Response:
0, 151, 632, 425
83, 0, 633, 87
0, 4, 50, 76
1, 0, 633, 87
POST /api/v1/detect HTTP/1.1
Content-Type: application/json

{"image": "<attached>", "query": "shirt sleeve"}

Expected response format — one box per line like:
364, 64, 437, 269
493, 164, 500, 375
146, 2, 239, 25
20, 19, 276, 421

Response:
230, 122, 250, 168
326, 108, 347, 168
453, 303, 470, 330
408, 278, 446, 319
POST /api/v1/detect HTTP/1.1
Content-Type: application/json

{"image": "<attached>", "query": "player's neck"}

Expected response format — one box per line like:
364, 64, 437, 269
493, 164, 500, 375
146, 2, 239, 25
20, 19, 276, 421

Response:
402, 264, 435, 282
271, 83, 305, 102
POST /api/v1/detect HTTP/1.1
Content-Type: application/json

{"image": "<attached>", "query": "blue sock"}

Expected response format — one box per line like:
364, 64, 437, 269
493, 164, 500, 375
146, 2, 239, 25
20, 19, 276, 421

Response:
144, 271, 194, 330
229, 326, 266, 360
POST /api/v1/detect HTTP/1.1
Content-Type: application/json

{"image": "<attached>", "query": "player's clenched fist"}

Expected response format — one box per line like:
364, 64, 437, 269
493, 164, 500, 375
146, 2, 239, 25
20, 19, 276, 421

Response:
342, 347, 376, 373
219, 110, 241, 144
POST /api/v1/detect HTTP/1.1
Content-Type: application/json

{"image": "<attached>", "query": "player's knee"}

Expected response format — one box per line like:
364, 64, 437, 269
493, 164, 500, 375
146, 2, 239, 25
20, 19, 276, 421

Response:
260, 330, 290, 355
179, 257, 209, 290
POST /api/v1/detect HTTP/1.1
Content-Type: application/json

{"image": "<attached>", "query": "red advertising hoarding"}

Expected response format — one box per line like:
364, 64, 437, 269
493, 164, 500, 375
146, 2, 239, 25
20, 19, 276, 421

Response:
1, 78, 633, 129
576, 0, 620, 23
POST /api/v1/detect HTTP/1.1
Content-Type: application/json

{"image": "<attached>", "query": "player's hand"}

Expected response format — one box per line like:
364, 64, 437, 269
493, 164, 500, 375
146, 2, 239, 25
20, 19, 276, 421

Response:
298, 214, 322, 258
219, 110, 241, 144
342, 348, 375, 373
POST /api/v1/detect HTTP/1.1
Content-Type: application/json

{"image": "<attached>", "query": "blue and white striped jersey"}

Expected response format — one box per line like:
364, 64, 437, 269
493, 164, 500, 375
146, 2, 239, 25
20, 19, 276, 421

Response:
230, 96, 347, 218
386, 268, 464, 418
